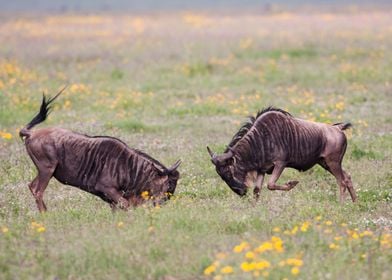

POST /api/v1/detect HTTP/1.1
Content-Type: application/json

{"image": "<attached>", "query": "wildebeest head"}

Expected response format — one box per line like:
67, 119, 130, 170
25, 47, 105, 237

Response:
154, 159, 181, 198
207, 146, 247, 196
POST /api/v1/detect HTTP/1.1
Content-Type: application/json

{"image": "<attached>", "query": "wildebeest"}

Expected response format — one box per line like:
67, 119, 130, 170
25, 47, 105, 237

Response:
20, 88, 181, 212
207, 107, 356, 203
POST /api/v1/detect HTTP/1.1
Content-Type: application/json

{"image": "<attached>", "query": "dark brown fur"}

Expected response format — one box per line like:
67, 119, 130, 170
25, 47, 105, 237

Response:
208, 107, 356, 203
20, 90, 181, 212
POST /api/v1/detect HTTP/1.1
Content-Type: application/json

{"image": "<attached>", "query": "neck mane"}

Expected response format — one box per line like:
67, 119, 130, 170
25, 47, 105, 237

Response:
133, 149, 167, 170
225, 107, 291, 152
92, 135, 166, 170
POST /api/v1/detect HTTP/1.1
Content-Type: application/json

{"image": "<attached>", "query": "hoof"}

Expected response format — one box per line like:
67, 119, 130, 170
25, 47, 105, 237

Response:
287, 180, 299, 189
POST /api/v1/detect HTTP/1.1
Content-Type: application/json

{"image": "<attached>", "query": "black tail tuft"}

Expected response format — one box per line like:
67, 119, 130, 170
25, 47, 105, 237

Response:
20, 86, 67, 139
333, 122, 352, 131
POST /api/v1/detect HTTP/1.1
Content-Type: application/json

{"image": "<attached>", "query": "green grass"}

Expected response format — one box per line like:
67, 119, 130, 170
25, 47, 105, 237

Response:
0, 10, 391, 280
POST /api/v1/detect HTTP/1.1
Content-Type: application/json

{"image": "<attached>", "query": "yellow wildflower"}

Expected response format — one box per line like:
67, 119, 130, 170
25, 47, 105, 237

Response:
216, 252, 227, 260
335, 101, 345, 111
380, 233, 391, 248
360, 230, 373, 237
329, 243, 340, 250
117, 221, 124, 228
274, 243, 284, 253
272, 227, 281, 232
31, 221, 43, 229
291, 267, 300, 275
300, 221, 310, 232
245, 251, 256, 259
63, 100, 71, 109
37, 226, 46, 233
1, 227, 9, 233
182, 13, 211, 28
325, 220, 333, 226
141, 191, 149, 200
315, 216, 322, 221
233, 241, 249, 253
204, 264, 216, 276
271, 236, 282, 243
241, 262, 255, 272
0, 132, 12, 140
221, 266, 234, 274
351, 232, 359, 239
291, 226, 298, 235
255, 259, 271, 270
271, 236, 284, 253
286, 258, 303, 267
255, 241, 273, 253
69, 83, 89, 94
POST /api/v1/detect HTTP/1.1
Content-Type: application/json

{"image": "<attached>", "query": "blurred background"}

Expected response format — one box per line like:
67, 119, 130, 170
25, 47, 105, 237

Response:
0, 1, 391, 279
1, 0, 391, 12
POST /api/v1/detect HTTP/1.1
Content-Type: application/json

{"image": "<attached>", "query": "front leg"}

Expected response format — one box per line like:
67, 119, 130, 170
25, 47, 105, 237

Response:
96, 184, 130, 210
253, 173, 265, 200
267, 162, 299, 191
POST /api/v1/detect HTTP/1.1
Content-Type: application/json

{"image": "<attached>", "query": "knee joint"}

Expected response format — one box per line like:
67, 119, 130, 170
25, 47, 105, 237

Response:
267, 184, 275, 190
343, 179, 351, 186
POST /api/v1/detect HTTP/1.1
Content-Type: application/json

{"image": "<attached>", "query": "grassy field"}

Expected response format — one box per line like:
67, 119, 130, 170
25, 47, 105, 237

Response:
0, 9, 391, 280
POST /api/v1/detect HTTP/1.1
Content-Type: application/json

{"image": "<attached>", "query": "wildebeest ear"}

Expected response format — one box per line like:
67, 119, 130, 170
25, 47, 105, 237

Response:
153, 164, 166, 175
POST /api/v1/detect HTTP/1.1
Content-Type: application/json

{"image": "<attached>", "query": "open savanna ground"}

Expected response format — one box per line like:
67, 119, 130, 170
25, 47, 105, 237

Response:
0, 9, 391, 280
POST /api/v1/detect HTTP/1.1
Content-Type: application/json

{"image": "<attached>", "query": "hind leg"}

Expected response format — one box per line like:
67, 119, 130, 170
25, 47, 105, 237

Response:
29, 168, 55, 212
28, 176, 42, 209
27, 145, 58, 212
343, 170, 357, 202
267, 162, 299, 191
319, 159, 355, 203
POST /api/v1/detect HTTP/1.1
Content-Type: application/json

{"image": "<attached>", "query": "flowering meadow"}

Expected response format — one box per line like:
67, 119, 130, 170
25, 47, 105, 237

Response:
0, 7, 391, 279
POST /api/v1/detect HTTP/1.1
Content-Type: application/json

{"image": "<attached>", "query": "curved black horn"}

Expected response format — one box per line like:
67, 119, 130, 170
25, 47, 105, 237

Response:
220, 150, 234, 161
207, 146, 216, 158
167, 159, 181, 173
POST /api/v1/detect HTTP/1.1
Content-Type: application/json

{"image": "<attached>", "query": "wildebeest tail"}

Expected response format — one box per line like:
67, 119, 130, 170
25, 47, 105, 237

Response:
333, 122, 352, 131
19, 86, 67, 139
